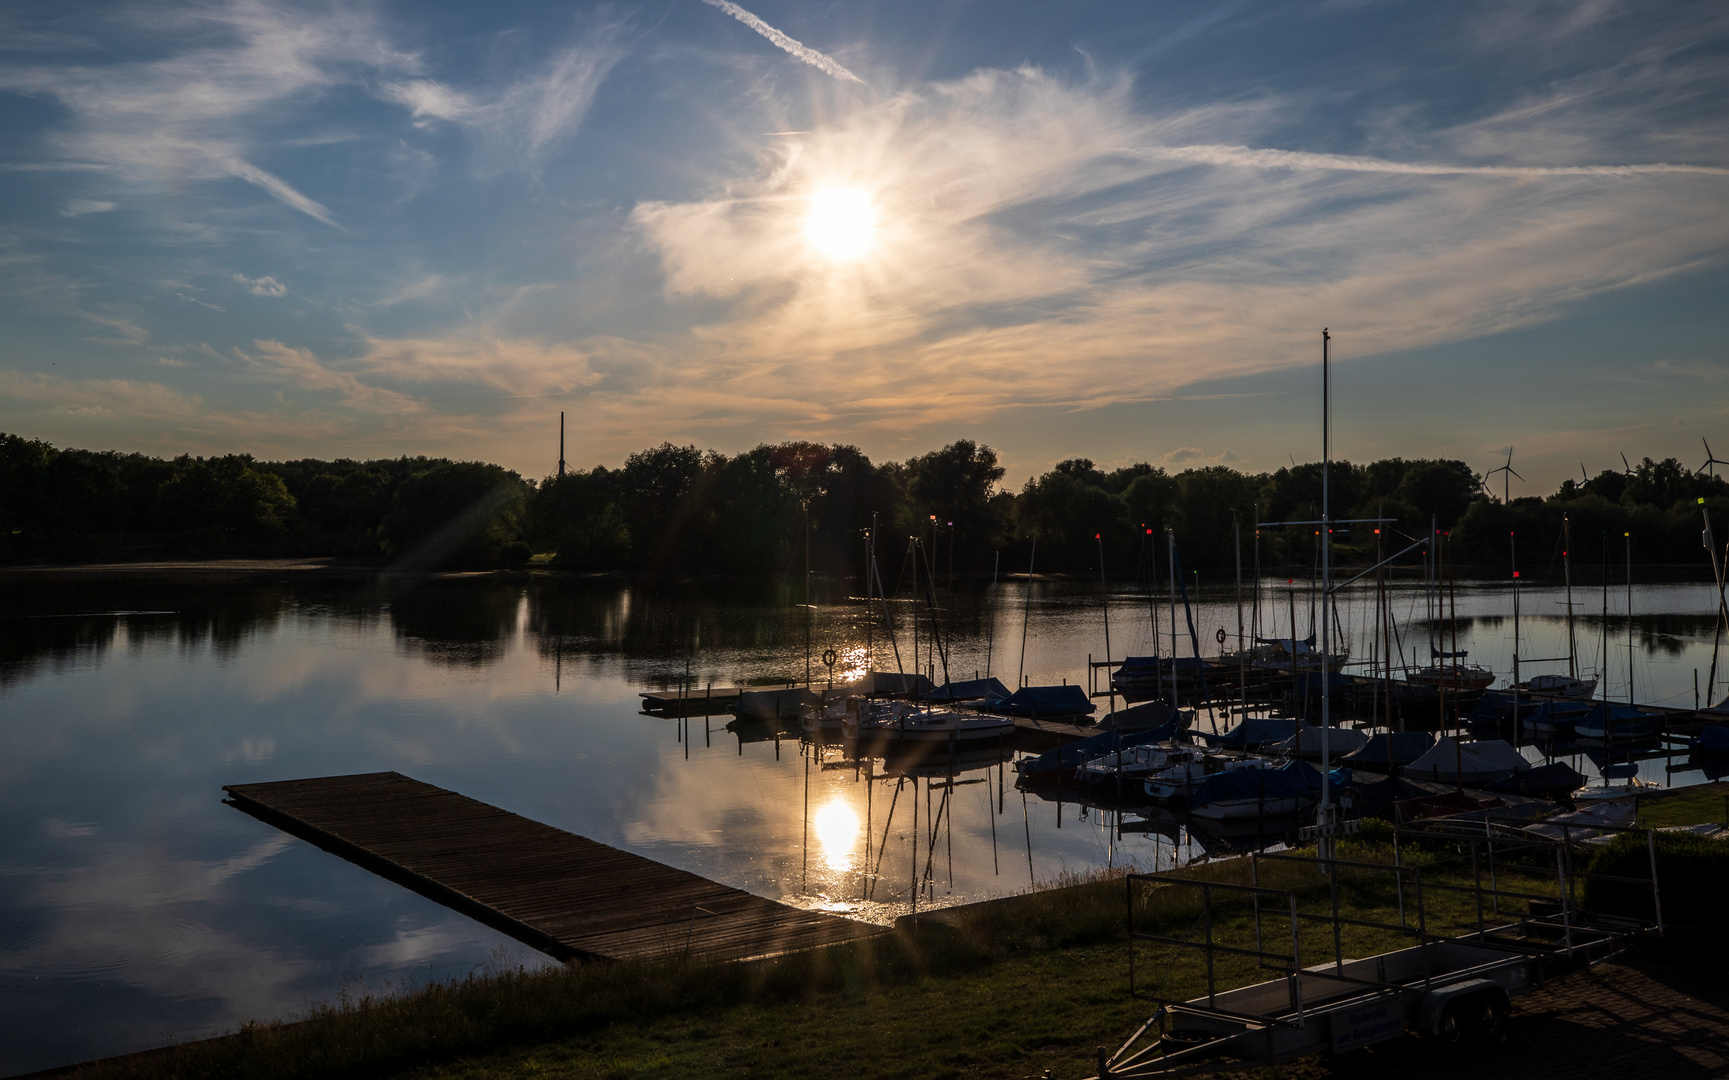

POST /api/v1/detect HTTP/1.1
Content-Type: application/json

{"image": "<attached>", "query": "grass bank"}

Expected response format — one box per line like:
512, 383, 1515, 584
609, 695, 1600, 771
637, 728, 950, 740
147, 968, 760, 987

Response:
48, 827, 1608, 1080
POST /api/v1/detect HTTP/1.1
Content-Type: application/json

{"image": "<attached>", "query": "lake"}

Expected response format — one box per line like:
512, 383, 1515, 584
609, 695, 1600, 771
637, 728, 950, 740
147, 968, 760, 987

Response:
1, 566, 1723, 1074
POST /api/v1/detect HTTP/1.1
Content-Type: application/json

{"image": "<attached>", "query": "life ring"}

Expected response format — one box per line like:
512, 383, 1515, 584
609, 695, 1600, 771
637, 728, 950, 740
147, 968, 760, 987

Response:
821, 649, 838, 668
1215, 627, 1227, 646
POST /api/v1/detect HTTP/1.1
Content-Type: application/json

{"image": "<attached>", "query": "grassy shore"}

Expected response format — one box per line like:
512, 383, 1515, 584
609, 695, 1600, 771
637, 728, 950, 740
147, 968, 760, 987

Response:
59, 827, 1559, 1080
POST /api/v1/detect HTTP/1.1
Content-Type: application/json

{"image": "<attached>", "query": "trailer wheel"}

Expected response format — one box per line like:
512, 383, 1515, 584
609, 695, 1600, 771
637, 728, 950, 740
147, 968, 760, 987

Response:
1474, 995, 1508, 1043
1436, 1000, 1470, 1046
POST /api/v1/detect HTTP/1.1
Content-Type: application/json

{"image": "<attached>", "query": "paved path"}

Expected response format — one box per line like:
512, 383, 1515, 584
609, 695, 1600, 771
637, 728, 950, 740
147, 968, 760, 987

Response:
1309, 955, 1729, 1079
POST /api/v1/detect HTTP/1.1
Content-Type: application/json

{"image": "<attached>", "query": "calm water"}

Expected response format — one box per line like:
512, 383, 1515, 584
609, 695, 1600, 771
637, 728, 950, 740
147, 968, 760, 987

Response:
1, 568, 1723, 1074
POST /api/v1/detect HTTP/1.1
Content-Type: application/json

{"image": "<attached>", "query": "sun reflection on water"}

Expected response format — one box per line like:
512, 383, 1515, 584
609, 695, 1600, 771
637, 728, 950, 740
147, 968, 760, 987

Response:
813, 798, 859, 872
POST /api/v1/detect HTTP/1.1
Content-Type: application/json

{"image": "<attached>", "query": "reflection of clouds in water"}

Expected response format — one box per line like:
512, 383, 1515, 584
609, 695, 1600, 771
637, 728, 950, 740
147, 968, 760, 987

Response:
0, 836, 304, 1020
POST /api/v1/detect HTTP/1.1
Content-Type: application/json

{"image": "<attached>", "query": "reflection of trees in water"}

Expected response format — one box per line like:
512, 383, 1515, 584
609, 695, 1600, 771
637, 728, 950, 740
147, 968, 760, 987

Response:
0, 577, 303, 687
384, 579, 524, 667
1446, 612, 1716, 657
527, 575, 1021, 688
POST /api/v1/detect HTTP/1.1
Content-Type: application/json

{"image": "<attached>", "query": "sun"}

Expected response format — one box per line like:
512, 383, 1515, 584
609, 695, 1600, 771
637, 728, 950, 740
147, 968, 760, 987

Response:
803, 187, 877, 261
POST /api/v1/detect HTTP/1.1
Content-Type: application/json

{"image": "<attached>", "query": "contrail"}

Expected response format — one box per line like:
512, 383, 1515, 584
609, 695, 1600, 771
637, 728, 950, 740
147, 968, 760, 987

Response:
701, 0, 864, 84
1137, 143, 1729, 177
220, 156, 345, 228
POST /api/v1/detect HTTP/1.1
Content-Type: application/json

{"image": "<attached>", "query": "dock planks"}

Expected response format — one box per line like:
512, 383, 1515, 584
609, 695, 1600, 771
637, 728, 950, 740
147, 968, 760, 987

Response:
224, 772, 881, 964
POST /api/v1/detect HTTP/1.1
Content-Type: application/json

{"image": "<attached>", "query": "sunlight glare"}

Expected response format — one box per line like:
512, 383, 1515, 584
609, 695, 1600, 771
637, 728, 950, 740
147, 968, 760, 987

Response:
813, 799, 860, 871
804, 187, 877, 261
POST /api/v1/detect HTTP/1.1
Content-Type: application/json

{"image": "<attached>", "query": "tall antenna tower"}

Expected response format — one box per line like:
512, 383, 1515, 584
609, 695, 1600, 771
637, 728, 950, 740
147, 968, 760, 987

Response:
558, 411, 566, 478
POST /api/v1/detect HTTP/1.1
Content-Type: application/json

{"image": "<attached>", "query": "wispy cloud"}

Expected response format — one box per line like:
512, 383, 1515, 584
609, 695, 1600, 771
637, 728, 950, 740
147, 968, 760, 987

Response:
237, 339, 425, 415
0, 1, 415, 227
60, 199, 115, 216
700, 0, 864, 84
232, 272, 286, 297
628, 63, 1729, 435
1136, 143, 1729, 176
378, 18, 626, 168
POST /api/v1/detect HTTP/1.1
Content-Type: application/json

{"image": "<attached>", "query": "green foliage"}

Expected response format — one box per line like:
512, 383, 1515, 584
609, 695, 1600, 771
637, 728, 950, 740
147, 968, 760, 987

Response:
1584, 830, 1729, 936
382, 463, 531, 570
2, 432, 1725, 573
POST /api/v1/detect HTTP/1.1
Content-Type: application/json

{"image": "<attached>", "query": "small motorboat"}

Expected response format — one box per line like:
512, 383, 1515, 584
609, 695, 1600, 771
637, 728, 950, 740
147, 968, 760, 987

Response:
1517, 673, 1599, 700
844, 701, 1014, 747
1074, 743, 1196, 786
1187, 760, 1324, 820
1144, 754, 1274, 802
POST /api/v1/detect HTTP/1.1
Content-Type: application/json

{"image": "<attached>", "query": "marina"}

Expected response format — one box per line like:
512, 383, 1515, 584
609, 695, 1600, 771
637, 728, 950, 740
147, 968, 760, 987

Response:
3, 568, 1727, 1074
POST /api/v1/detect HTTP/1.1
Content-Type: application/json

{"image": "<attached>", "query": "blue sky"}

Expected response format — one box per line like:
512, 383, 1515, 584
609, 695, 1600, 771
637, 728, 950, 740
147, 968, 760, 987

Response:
0, 0, 1724, 490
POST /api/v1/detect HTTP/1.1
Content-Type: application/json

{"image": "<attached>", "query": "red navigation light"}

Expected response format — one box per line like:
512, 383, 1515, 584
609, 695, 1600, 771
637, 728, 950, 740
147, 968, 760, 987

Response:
1094, 533, 1100, 539
1513, 570, 1521, 578
1374, 528, 1381, 535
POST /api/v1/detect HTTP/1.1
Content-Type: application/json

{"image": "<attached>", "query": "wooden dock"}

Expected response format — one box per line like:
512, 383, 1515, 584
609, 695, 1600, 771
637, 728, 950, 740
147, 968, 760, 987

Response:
639, 687, 746, 715
223, 772, 881, 964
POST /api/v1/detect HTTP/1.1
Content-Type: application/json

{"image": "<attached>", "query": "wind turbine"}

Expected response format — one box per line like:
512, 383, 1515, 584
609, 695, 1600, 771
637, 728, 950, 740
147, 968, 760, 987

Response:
1698, 438, 1729, 478
1620, 452, 1636, 477
1580, 463, 1589, 483
1485, 447, 1524, 504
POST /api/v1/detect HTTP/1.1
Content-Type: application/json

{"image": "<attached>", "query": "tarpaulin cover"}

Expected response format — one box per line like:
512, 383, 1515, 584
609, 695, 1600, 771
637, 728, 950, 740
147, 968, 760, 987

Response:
1340, 731, 1435, 767
1485, 761, 1586, 796
1521, 701, 1591, 729
1273, 727, 1369, 758
1200, 717, 1308, 750
1572, 702, 1661, 737
927, 677, 1010, 703
1098, 700, 1188, 732
1407, 737, 1531, 784
1694, 724, 1729, 754
1016, 724, 1180, 777
1190, 761, 1322, 807
981, 684, 1098, 718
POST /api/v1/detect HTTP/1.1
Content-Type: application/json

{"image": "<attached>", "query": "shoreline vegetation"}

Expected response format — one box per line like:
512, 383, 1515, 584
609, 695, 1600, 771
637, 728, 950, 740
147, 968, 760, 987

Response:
37, 810, 1729, 1080
4, 434, 1725, 576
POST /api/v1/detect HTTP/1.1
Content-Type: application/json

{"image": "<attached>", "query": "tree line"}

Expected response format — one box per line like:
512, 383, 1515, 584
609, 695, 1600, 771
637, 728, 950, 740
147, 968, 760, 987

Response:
0, 432, 1724, 574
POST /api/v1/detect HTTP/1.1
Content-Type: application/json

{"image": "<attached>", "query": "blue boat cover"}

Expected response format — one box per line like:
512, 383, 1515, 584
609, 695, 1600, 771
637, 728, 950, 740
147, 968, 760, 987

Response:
928, 677, 1011, 703
1340, 731, 1435, 766
1522, 701, 1591, 728
1485, 760, 1585, 795
1191, 761, 1322, 807
1694, 724, 1729, 754
1200, 717, 1308, 750
1016, 723, 1181, 777
1575, 701, 1660, 735
1602, 762, 1640, 779
983, 684, 1098, 718
1099, 700, 1186, 731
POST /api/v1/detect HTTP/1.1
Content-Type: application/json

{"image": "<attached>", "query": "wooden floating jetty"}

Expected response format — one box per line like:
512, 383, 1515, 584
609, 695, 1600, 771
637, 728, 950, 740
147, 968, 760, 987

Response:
223, 772, 881, 964
639, 686, 745, 715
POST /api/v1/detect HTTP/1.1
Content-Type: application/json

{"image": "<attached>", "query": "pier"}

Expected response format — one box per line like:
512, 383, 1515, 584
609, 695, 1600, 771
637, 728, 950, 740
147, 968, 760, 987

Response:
223, 772, 882, 964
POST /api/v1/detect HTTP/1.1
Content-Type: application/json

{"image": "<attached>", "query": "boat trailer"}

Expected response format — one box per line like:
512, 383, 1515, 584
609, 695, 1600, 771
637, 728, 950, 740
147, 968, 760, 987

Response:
1093, 818, 1665, 1077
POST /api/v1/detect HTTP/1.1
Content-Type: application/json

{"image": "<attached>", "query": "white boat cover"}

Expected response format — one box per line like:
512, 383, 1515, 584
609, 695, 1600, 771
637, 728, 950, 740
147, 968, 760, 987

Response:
1406, 737, 1530, 784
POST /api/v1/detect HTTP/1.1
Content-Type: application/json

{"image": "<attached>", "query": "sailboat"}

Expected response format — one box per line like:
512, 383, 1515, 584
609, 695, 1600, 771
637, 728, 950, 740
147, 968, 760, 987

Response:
1516, 516, 1599, 699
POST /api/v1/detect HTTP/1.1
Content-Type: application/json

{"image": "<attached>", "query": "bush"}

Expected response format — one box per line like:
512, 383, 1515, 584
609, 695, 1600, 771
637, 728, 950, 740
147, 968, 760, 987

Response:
1583, 831, 1729, 937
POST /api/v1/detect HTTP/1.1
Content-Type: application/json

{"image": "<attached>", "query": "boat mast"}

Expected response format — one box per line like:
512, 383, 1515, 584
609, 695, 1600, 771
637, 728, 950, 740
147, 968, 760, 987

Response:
1625, 532, 1634, 706
1320, 328, 1332, 807
1168, 529, 1180, 709
1563, 515, 1577, 680
1704, 502, 1728, 703
1511, 529, 1520, 729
